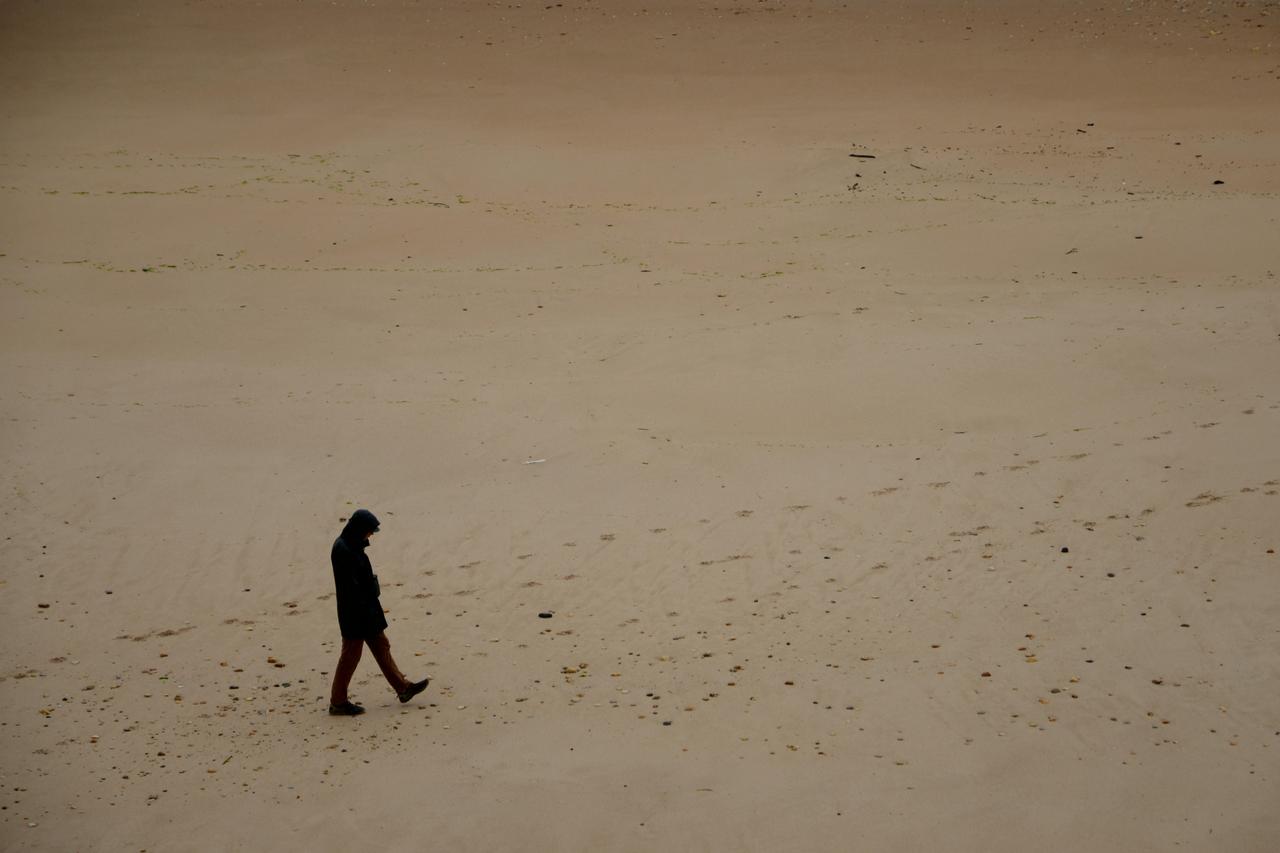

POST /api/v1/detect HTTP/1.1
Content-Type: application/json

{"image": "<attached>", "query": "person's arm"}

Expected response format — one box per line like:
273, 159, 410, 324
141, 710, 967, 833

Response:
332, 541, 368, 603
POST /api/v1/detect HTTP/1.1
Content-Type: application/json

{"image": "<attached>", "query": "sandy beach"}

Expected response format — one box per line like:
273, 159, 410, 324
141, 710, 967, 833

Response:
1, 1, 1278, 849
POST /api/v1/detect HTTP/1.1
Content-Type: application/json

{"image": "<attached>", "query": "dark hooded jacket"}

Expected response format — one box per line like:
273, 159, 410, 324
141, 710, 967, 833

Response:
331, 509, 388, 639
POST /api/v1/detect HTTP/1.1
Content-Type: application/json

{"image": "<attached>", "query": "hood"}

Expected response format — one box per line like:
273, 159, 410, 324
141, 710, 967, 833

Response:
340, 508, 381, 545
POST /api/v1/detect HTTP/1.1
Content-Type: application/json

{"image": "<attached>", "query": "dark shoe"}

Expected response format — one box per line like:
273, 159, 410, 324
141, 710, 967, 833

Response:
328, 701, 365, 716
398, 678, 430, 703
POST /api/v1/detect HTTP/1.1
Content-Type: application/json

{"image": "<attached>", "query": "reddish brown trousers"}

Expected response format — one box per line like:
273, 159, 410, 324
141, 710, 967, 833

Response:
330, 631, 409, 704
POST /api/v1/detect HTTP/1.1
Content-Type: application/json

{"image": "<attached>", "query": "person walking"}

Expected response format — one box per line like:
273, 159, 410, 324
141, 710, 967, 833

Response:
328, 508, 429, 716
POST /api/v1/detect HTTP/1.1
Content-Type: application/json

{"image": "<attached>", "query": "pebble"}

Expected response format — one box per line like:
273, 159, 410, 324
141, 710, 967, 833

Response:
538, 612, 553, 619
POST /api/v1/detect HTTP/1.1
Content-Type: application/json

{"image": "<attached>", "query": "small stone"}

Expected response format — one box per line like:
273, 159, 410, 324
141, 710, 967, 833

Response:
981, 672, 992, 678
538, 612, 553, 619
1060, 547, 1069, 554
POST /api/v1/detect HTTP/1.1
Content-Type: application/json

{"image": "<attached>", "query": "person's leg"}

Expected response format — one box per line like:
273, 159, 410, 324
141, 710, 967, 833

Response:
330, 637, 364, 705
366, 631, 410, 694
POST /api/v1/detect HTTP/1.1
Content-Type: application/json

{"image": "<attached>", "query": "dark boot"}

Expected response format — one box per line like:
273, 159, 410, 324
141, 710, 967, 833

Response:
398, 678, 430, 703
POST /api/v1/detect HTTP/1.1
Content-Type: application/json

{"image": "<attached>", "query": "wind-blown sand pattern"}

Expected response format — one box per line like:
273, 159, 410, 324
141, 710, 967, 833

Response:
1, 1, 1278, 850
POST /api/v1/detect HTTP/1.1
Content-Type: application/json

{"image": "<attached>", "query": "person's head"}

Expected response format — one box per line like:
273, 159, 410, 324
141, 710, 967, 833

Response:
343, 508, 381, 542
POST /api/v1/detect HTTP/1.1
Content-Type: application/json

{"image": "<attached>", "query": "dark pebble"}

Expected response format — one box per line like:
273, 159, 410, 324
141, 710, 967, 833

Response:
1061, 547, 1069, 553
538, 611, 553, 619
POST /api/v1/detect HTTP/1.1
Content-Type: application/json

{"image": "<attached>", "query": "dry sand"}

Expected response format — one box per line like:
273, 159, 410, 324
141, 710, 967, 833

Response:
2, 0, 1279, 850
